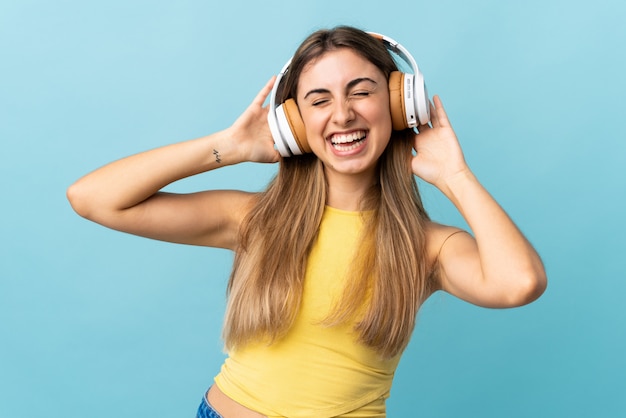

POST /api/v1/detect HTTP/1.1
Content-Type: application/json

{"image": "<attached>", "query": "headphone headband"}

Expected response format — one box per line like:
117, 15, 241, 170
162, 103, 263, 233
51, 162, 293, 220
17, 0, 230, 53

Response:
368, 32, 420, 74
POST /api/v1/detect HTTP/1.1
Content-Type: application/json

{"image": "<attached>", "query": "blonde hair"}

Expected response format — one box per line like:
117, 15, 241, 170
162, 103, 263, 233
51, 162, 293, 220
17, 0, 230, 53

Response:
223, 27, 433, 358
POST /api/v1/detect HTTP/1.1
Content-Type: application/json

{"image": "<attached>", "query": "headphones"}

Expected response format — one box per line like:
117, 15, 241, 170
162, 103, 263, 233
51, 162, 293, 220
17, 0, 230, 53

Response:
267, 32, 430, 157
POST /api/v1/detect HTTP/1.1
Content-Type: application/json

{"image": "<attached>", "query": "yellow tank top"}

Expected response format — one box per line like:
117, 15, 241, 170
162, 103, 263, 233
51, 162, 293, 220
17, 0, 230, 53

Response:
214, 206, 401, 418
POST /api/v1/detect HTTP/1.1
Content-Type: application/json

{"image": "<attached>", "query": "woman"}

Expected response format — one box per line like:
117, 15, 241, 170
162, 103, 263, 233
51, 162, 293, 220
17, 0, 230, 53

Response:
67, 26, 546, 418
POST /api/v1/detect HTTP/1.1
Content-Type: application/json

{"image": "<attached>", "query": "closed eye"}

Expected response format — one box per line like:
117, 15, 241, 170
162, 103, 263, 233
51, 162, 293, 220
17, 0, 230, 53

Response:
312, 98, 330, 106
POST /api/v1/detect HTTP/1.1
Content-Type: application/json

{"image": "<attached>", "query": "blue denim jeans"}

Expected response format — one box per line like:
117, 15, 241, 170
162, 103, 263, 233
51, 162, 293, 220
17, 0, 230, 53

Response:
196, 390, 223, 418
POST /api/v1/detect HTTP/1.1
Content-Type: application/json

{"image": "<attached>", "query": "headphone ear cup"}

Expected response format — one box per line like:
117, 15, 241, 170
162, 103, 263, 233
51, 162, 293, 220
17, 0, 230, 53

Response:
413, 72, 430, 125
282, 98, 311, 154
388, 71, 409, 130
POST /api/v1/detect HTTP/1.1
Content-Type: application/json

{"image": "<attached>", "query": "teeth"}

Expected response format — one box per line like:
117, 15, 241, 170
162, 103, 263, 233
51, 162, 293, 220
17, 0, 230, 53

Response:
332, 141, 362, 151
330, 131, 366, 144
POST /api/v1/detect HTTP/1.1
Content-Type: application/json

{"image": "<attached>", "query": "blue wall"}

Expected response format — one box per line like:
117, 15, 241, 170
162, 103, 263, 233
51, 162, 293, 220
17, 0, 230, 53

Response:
1, 0, 624, 416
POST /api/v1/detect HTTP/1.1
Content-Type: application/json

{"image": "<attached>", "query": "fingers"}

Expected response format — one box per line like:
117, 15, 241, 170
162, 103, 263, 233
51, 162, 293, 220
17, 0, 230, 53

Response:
416, 94, 454, 135
428, 99, 437, 127
431, 95, 451, 128
252, 76, 277, 107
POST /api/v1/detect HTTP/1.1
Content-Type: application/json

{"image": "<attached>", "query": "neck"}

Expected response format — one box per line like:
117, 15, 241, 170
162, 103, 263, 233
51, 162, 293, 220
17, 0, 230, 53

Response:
324, 167, 377, 211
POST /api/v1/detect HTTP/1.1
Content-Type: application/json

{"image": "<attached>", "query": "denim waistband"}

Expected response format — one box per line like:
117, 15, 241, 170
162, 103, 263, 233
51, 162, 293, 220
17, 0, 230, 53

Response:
196, 390, 223, 418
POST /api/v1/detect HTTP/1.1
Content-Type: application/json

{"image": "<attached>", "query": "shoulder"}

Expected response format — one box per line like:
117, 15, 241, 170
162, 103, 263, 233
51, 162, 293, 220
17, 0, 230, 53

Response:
424, 222, 467, 261
424, 221, 474, 280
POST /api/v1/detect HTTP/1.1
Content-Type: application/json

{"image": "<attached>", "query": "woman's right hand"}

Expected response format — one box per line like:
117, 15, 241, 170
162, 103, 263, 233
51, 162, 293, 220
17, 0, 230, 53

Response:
227, 76, 281, 164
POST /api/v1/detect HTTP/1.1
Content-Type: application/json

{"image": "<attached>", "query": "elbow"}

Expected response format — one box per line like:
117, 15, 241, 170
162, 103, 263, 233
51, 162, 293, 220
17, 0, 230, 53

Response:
66, 181, 94, 219
506, 266, 548, 307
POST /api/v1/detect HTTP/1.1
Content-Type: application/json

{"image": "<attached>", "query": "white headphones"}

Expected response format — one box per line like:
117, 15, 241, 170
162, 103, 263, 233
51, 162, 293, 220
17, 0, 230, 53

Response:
267, 32, 430, 157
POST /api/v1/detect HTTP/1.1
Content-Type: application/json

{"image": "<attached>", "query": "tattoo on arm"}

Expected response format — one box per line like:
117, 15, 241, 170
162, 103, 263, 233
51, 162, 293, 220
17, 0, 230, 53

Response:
213, 149, 222, 163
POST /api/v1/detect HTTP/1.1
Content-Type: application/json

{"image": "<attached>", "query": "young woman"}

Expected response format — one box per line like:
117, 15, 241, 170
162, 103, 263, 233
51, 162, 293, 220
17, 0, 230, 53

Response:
67, 26, 547, 418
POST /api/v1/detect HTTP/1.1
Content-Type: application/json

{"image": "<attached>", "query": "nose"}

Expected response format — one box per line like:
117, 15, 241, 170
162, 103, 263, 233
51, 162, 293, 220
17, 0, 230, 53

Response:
331, 100, 355, 126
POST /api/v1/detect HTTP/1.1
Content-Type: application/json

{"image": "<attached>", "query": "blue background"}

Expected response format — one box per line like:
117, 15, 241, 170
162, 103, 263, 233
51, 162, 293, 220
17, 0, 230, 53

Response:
1, 0, 625, 416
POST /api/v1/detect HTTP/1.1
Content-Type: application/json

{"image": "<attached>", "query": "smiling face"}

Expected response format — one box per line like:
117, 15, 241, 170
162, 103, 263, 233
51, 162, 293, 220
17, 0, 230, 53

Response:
296, 48, 393, 183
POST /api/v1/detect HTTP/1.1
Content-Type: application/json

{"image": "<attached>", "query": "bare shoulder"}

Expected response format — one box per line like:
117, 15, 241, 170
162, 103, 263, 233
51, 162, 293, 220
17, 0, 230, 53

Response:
424, 221, 476, 287
424, 221, 469, 264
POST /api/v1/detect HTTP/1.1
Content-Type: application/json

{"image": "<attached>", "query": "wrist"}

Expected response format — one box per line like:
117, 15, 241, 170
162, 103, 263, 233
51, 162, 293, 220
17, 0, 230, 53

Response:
437, 167, 478, 201
200, 128, 246, 167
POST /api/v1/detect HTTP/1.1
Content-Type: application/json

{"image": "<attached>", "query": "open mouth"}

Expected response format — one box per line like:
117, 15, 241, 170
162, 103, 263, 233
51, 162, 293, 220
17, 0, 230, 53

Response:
329, 130, 367, 151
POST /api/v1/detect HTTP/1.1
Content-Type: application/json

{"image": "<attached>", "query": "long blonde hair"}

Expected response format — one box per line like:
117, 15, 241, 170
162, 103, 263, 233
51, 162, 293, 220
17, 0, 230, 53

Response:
223, 26, 433, 358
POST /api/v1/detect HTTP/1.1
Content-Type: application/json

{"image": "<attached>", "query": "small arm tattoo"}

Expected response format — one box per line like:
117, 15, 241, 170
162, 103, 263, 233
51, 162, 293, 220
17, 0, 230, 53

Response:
213, 149, 222, 163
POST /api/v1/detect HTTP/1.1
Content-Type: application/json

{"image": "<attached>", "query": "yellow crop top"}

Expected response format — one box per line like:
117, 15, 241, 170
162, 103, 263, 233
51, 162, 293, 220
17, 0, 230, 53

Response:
214, 206, 402, 418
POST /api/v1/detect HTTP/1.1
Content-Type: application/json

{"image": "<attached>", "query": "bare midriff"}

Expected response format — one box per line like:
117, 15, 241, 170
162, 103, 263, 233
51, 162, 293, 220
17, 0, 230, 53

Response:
207, 385, 267, 418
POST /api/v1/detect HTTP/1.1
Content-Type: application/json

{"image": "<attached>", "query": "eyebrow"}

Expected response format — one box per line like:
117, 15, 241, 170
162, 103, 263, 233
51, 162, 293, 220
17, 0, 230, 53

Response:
303, 77, 378, 100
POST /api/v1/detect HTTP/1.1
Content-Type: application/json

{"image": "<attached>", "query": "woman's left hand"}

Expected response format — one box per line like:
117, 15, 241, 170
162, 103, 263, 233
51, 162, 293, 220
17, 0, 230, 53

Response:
411, 95, 469, 192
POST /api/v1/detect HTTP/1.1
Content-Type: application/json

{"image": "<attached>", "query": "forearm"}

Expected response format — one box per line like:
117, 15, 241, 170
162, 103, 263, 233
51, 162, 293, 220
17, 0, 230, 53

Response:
67, 128, 240, 219
439, 168, 547, 302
